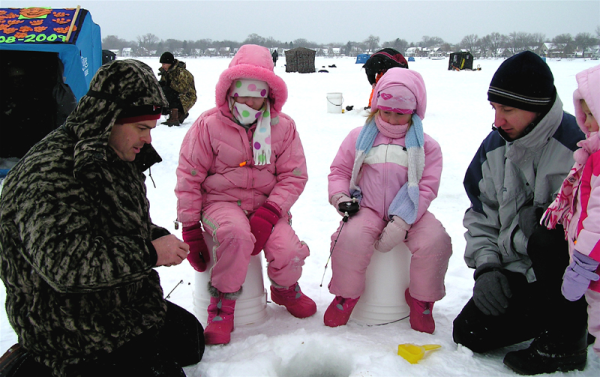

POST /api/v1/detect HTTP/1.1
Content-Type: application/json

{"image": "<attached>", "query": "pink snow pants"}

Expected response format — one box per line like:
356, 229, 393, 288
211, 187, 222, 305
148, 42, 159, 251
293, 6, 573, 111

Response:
202, 201, 309, 293
328, 207, 452, 302
586, 289, 600, 357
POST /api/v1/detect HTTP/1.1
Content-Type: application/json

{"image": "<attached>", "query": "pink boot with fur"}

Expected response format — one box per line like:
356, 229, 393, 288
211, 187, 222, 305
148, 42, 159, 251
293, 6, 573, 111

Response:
270, 283, 317, 318
204, 294, 236, 345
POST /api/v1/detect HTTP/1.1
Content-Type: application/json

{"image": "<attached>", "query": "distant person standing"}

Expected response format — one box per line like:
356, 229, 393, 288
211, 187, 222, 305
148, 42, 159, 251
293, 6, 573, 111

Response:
158, 52, 197, 126
272, 49, 279, 67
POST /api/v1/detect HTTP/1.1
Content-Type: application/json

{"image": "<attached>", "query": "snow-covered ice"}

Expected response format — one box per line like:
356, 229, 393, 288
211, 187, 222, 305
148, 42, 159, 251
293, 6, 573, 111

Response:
2, 55, 600, 376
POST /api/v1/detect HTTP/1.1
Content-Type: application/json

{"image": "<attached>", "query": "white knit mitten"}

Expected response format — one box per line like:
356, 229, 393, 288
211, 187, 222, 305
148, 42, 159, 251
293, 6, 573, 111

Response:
375, 216, 410, 253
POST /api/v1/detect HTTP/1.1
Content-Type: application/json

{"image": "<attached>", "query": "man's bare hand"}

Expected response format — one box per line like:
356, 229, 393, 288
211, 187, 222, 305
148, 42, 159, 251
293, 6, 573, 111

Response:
152, 234, 190, 267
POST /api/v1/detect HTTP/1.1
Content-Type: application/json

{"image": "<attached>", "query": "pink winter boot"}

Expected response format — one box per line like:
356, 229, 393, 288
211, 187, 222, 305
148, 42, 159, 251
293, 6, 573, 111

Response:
270, 283, 317, 318
204, 294, 236, 345
405, 288, 435, 334
324, 296, 360, 327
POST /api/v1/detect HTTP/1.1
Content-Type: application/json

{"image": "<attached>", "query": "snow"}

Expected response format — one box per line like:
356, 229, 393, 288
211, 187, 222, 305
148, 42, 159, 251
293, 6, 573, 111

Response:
2, 56, 600, 376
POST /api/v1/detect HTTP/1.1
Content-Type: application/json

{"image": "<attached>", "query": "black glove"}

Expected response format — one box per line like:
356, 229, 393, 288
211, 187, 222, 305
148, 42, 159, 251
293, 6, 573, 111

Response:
473, 264, 512, 316
338, 200, 359, 217
518, 205, 545, 239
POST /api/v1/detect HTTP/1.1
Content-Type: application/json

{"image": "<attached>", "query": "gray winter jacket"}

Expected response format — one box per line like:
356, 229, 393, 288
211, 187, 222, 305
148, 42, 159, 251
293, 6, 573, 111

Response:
0, 60, 169, 376
463, 96, 584, 282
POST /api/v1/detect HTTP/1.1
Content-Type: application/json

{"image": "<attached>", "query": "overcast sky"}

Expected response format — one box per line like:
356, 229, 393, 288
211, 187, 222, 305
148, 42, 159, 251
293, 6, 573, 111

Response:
2, 1, 599, 45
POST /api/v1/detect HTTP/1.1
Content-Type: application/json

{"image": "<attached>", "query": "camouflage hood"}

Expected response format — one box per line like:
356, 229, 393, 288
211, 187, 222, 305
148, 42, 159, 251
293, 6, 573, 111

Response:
64, 59, 169, 172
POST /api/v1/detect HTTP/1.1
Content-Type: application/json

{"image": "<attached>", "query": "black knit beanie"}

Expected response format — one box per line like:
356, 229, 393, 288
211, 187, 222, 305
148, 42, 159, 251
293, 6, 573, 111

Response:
116, 105, 162, 124
160, 52, 175, 64
488, 51, 556, 113
363, 48, 409, 85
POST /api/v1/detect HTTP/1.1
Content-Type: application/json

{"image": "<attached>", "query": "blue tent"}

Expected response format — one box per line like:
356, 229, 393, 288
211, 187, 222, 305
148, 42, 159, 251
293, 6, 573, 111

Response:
0, 7, 102, 160
0, 6, 102, 101
355, 54, 370, 64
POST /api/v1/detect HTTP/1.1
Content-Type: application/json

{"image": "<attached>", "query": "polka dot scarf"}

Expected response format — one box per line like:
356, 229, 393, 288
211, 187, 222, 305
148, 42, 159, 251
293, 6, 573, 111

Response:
229, 79, 272, 165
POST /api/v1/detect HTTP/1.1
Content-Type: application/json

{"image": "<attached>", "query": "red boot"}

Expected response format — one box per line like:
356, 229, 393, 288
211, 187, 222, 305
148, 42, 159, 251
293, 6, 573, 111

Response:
204, 294, 236, 345
405, 288, 435, 334
324, 296, 360, 327
270, 283, 317, 318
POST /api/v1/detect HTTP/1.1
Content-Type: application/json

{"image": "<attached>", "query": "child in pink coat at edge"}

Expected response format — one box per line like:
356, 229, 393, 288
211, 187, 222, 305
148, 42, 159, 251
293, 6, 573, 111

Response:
325, 67, 453, 333
542, 64, 600, 358
175, 44, 316, 345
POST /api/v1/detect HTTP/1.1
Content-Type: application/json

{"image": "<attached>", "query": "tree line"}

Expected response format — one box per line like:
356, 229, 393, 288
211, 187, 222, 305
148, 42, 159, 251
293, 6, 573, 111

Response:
102, 28, 600, 57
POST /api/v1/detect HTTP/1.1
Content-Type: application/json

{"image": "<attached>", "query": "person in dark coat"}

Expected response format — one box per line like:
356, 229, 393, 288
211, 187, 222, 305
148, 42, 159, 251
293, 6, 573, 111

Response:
0, 59, 204, 377
362, 48, 409, 109
272, 49, 279, 67
453, 51, 589, 375
158, 52, 197, 126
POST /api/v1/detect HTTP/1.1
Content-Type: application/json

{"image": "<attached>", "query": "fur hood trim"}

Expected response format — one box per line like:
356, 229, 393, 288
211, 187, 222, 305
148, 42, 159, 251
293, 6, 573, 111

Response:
215, 44, 287, 119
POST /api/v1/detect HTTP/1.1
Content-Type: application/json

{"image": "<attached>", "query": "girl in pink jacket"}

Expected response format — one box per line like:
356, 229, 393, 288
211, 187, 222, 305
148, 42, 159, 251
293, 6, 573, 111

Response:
325, 68, 452, 333
543, 64, 600, 357
175, 45, 316, 345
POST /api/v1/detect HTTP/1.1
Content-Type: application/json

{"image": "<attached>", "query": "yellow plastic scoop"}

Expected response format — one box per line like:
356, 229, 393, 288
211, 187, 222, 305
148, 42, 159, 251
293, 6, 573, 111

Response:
397, 343, 441, 364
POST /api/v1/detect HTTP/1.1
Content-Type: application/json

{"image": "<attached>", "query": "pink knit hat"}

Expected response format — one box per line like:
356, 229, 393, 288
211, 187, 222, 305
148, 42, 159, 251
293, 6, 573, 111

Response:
371, 67, 427, 120
375, 85, 417, 114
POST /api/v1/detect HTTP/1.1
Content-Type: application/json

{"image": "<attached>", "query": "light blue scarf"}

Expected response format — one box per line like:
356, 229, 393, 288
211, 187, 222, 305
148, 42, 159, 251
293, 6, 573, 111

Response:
349, 114, 425, 224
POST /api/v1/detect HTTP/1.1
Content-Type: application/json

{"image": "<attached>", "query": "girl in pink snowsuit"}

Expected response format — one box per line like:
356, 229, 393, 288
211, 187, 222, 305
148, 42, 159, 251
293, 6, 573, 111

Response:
325, 68, 452, 333
542, 64, 600, 358
175, 45, 316, 345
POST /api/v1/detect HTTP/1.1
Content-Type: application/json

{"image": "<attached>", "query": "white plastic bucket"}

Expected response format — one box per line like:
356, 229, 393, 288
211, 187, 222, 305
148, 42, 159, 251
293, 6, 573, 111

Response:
350, 242, 411, 325
193, 232, 268, 326
326, 92, 343, 113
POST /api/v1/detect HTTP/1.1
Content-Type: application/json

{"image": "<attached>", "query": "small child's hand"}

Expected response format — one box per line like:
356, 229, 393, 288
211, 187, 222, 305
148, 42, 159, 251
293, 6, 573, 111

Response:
333, 194, 359, 218
562, 250, 600, 301
375, 216, 410, 253
337, 200, 359, 217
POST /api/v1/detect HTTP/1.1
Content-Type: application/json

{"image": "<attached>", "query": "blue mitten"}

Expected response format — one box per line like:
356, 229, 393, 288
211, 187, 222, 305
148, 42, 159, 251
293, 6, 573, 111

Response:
562, 250, 600, 301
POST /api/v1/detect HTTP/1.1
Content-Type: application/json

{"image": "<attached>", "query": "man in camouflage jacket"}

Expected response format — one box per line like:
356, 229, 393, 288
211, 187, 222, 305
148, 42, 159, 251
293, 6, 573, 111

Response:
158, 52, 197, 126
0, 59, 204, 377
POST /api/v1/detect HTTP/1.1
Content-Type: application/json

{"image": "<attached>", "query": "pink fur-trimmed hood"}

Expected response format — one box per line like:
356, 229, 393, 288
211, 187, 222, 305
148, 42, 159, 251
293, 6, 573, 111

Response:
215, 44, 288, 118
573, 64, 600, 137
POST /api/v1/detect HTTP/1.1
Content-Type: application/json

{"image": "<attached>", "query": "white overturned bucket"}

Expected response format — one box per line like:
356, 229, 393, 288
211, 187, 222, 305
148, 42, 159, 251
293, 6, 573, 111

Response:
326, 92, 343, 113
193, 232, 268, 326
351, 242, 411, 325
